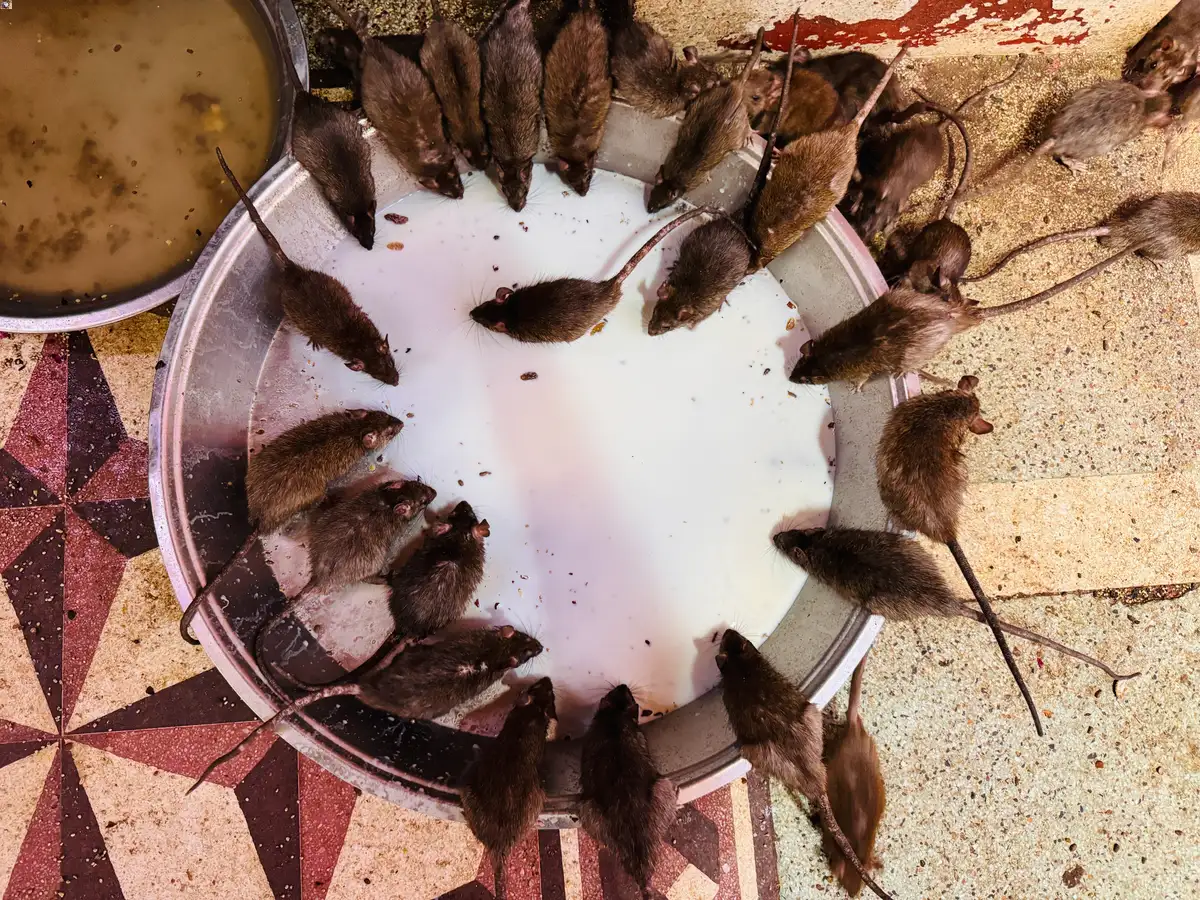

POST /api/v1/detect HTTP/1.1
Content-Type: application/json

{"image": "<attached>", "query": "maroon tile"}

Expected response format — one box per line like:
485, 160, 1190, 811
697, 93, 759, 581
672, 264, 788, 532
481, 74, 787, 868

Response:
71, 668, 256, 734
436, 884, 493, 900
0, 740, 53, 770
5, 334, 67, 501
4, 510, 65, 728
596, 844, 641, 900
538, 830, 566, 900
667, 804, 721, 883
72, 499, 156, 559
746, 772, 781, 900
0, 507, 57, 571
66, 332, 125, 499
690, 787, 736, 900
0, 451, 59, 508
0, 720, 55, 744
298, 755, 357, 900
61, 744, 124, 900
62, 509, 127, 726
3, 745, 61, 900
237, 736, 301, 900
72, 439, 148, 504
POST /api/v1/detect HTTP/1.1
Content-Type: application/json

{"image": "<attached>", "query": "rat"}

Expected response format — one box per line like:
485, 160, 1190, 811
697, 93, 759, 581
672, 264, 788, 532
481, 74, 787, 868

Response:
215, 148, 400, 385
876, 375, 1042, 734
544, 0, 612, 196
579, 684, 678, 899
481, 0, 544, 211
748, 46, 908, 269
178, 409, 404, 644
848, 120, 946, 241
188, 625, 544, 791
802, 51, 904, 128
286, 62, 377, 249
772, 528, 1140, 693
471, 205, 711, 341
646, 28, 764, 213
326, 1, 464, 198
315, 29, 424, 106
749, 66, 840, 145
647, 215, 753, 334
252, 479, 436, 686
1124, 0, 1200, 92
601, 0, 723, 119
419, 0, 489, 171
461, 677, 556, 900
716, 630, 895, 900
823, 657, 886, 898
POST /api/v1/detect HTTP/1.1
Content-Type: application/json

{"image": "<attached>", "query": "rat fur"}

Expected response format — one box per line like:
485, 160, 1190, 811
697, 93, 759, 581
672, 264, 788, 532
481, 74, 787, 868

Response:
420, 0, 489, 170
579, 684, 678, 899
717, 630, 895, 900
178, 410, 403, 644
482, 0, 544, 211
215, 149, 399, 385
647, 215, 753, 334
470, 206, 711, 341
461, 677, 556, 900
544, 0, 612, 196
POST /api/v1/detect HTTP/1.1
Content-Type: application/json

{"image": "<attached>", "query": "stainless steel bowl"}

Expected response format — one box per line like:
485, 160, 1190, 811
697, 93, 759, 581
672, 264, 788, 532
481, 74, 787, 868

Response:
0, 0, 308, 334
149, 103, 913, 825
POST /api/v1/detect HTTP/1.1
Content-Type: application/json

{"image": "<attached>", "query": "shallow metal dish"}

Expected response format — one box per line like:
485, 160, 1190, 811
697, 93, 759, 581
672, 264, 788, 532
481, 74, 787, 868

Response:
0, 0, 307, 334
149, 102, 912, 826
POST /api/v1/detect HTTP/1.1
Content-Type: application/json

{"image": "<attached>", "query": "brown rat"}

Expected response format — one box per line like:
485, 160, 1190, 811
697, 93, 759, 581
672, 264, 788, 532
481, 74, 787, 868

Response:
188, 625, 544, 791
646, 28, 764, 214
848, 120, 945, 241
877, 376, 1043, 735
315, 28, 424, 106
481, 0, 544, 211
1038, 79, 1171, 173
327, 1, 464, 198
253, 479, 436, 687
461, 677, 556, 900
470, 206, 711, 341
647, 215, 753, 334
772, 528, 1139, 691
579, 684, 678, 899
803, 50, 904, 128
748, 46, 908, 269
178, 409, 404, 644
740, 54, 839, 145
420, 0, 489, 171
1124, 2, 1200, 92
215, 149, 399, 385
602, 0, 723, 119
716, 630, 895, 900
823, 657, 886, 898
287, 63, 377, 249
544, 0, 612, 196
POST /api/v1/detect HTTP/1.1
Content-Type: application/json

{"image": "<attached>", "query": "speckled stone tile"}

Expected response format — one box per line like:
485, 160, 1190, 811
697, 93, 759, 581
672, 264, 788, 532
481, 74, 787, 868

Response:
0, 745, 57, 894
773, 589, 1200, 900
88, 314, 170, 443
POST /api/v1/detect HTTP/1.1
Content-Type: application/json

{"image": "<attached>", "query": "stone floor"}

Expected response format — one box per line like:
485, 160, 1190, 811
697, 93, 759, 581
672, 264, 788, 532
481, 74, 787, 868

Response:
1, 42, 1198, 900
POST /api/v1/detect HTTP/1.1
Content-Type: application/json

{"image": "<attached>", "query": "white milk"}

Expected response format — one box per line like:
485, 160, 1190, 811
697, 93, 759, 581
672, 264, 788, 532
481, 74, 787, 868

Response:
254, 167, 834, 734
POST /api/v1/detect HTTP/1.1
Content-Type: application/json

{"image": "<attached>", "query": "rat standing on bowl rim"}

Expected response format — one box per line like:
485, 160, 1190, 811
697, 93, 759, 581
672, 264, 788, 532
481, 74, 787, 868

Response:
482, 0, 543, 211
420, 0, 489, 171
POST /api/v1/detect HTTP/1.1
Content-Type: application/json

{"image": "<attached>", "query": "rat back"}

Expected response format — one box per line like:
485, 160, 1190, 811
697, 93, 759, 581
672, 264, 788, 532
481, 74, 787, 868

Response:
420, 20, 488, 168
803, 51, 902, 127
291, 94, 376, 236
908, 218, 972, 285
611, 21, 688, 118
650, 217, 751, 333
1104, 191, 1200, 258
304, 488, 421, 594
482, 0, 543, 167
387, 523, 486, 635
660, 83, 750, 191
854, 123, 944, 238
823, 718, 885, 897
502, 279, 619, 342
544, 9, 612, 173
1046, 80, 1149, 162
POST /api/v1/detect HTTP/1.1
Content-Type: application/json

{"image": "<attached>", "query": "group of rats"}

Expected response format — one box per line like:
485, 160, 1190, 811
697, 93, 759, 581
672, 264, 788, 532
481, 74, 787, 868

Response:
169, 1, 1198, 898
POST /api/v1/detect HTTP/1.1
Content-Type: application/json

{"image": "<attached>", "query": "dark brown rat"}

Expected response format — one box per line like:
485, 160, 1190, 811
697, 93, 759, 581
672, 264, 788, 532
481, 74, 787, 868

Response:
481, 0, 543, 211
803, 50, 904, 128
823, 657, 886, 898
287, 63, 378, 249
544, 0, 612, 196
579, 684, 677, 899
772, 527, 1139, 690
749, 46, 908, 269
420, 0, 489, 171
877, 376, 1043, 735
716, 630, 895, 900
848, 120, 945, 241
189, 625, 544, 791
647, 215, 753, 334
253, 478, 436, 687
461, 677, 556, 900
646, 29, 763, 214
327, 1, 464, 198
178, 409, 404, 644
216, 148, 399, 385
471, 206, 710, 341
315, 28, 424, 106
602, 0, 723, 119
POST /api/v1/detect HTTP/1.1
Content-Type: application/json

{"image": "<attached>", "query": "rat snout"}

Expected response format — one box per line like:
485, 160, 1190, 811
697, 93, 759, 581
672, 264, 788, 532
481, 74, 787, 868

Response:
647, 178, 682, 214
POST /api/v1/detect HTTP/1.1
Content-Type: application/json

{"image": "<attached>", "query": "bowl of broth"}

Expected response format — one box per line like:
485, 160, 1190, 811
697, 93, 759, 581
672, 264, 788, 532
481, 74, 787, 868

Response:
0, 0, 306, 332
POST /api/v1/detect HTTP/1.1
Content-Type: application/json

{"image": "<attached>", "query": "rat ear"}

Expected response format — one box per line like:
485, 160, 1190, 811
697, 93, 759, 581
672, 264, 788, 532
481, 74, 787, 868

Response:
393, 501, 412, 517
353, 409, 369, 419
473, 520, 490, 539
969, 415, 994, 435
957, 375, 979, 392
495, 286, 513, 301
798, 339, 814, 360
1161, 36, 1175, 51
654, 171, 663, 186
715, 651, 727, 667
362, 430, 380, 448
517, 691, 533, 706
494, 321, 507, 333
499, 625, 516, 638
346, 359, 365, 372
683, 45, 698, 62
346, 214, 356, 228
507, 656, 520, 669
431, 522, 452, 536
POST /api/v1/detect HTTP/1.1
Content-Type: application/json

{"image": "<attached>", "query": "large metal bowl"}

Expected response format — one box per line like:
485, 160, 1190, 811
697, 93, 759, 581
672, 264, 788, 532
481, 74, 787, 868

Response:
0, 0, 307, 334
149, 103, 912, 826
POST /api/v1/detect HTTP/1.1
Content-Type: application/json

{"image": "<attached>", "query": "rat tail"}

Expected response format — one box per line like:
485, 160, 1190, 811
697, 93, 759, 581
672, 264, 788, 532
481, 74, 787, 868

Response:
954, 603, 1141, 695
947, 539, 1043, 736
852, 45, 909, 131
736, 27, 766, 91
253, 590, 320, 692
745, 10, 799, 229
914, 98, 972, 221
961, 225, 1113, 283
325, 0, 367, 36
817, 792, 894, 900
215, 148, 289, 269
493, 854, 508, 900
976, 244, 1139, 319
186, 684, 359, 794
846, 655, 867, 725
610, 207, 710, 286
178, 528, 260, 645
954, 55, 1027, 117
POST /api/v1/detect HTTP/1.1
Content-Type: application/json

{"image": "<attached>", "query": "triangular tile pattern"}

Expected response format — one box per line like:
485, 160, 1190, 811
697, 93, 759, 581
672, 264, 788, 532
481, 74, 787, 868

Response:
3, 745, 61, 900
5, 334, 67, 499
